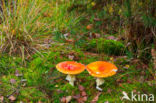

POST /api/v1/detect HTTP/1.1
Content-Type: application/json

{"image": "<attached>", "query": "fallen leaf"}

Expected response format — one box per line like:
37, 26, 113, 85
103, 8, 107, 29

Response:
8, 95, 16, 101
56, 89, 63, 93
82, 96, 87, 101
38, 100, 42, 103
73, 94, 81, 99
64, 33, 70, 40
55, 85, 59, 87
22, 83, 26, 87
0, 96, 4, 102
94, 18, 100, 21
127, 79, 132, 84
21, 79, 27, 82
86, 24, 93, 30
65, 39, 75, 43
91, 92, 101, 103
60, 97, 66, 103
107, 88, 112, 94
147, 81, 154, 86
15, 70, 22, 77
81, 91, 87, 96
91, 2, 96, 6
68, 55, 74, 60
77, 97, 85, 103
126, 42, 131, 47
78, 85, 85, 91
10, 79, 16, 84
89, 32, 100, 38
66, 96, 72, 103
123, 65, 130, 69
60, 96, 72, 103
107, 36, 117, 40
119, 83, 123, 88
138, 76, 144, 83
133, 89, 137, 93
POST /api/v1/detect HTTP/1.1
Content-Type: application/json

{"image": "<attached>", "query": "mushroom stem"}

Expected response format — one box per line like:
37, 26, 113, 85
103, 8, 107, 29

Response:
66, 74, 76, 86
96, 78, 104, 91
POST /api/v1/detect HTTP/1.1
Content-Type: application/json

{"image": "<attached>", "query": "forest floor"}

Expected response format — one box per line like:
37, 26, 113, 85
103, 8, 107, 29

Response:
0, 0, 155, 103
0, 44, 155, 103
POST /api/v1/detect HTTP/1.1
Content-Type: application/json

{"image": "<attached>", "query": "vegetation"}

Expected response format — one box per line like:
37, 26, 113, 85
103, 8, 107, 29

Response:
85, 38, 125, 55
0, 0, 155, 102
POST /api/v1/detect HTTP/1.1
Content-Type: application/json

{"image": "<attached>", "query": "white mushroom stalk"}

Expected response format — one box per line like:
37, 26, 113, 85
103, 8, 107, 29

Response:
66, 74, 76, 86
96, 78, 105, 91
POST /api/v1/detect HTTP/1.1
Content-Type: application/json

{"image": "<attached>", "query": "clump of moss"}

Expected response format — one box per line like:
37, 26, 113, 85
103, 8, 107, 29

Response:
18, 88, 48, 102
86, 38, 125, 55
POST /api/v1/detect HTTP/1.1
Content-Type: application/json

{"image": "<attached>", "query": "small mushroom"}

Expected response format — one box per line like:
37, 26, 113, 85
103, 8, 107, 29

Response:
86, 61, 118, 91
56, 61, 85, 86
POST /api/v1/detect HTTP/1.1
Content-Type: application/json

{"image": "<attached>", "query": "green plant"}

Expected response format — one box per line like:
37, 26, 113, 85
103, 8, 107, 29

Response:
86, 38, 125, 55
51, 1, 85, 42
0, 0, 48, 56
18, 87, 48, 102
0, 55, 22, 75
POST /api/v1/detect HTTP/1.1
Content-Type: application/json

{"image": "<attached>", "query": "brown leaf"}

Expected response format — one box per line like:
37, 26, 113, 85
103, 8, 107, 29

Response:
119, 83, 123, 87
22, 83, 27, 87
65, 96, 72, 103
77, 97, 85, 103
127, 79, 132, 84
107, 36, 117, 40
56, 89, 63, 94
89, 33, 100, 38
73, 94, 81, 99
82, 96, 87, 101
133, 89, 137, 93
10, 79, 16, 84
38, 100, 43, 103
15, 70, 22, 77
107, 88, 112, 94
60, 97, 66, 103
65, 39, 75, 43
78, 85, 85, 91
60, 96, 72, 103
68, 55, 74, 60
8, 95, 16, 101
0, 96, 4, 102
94, 18, 101, 21
86, 24, 93, 30
91, 92, 101, 103
138, 76, 144, 83
81, 91, 87, 96
63, 33, 70, 40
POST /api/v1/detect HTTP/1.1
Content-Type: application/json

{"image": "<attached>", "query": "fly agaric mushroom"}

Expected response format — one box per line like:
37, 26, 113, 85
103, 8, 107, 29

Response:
86, 61, 118, 91
56, 61, 85, 86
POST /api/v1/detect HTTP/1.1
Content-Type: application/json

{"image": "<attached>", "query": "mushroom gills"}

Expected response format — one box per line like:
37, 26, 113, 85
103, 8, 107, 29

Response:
96, 78, 105, 91
66, 74, 76, 86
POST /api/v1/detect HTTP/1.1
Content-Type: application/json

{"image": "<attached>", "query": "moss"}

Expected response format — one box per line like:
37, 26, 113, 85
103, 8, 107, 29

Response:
86, 38, 125, 55
18, 87, 48, 102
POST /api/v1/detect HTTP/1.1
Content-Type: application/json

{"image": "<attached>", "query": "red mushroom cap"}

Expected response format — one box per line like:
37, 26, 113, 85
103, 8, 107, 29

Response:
56, 61, 85, 74
86, 61, 118, 78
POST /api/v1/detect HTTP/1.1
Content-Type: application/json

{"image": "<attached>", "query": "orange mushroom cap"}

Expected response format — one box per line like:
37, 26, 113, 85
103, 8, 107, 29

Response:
86, 61, 118, 78
56, 61, 85, 75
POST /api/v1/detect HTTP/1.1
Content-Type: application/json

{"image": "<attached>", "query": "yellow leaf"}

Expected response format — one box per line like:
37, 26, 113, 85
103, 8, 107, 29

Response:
118, 9, 122, 15
91, 2, 96, 6
109, 6, 113, 14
